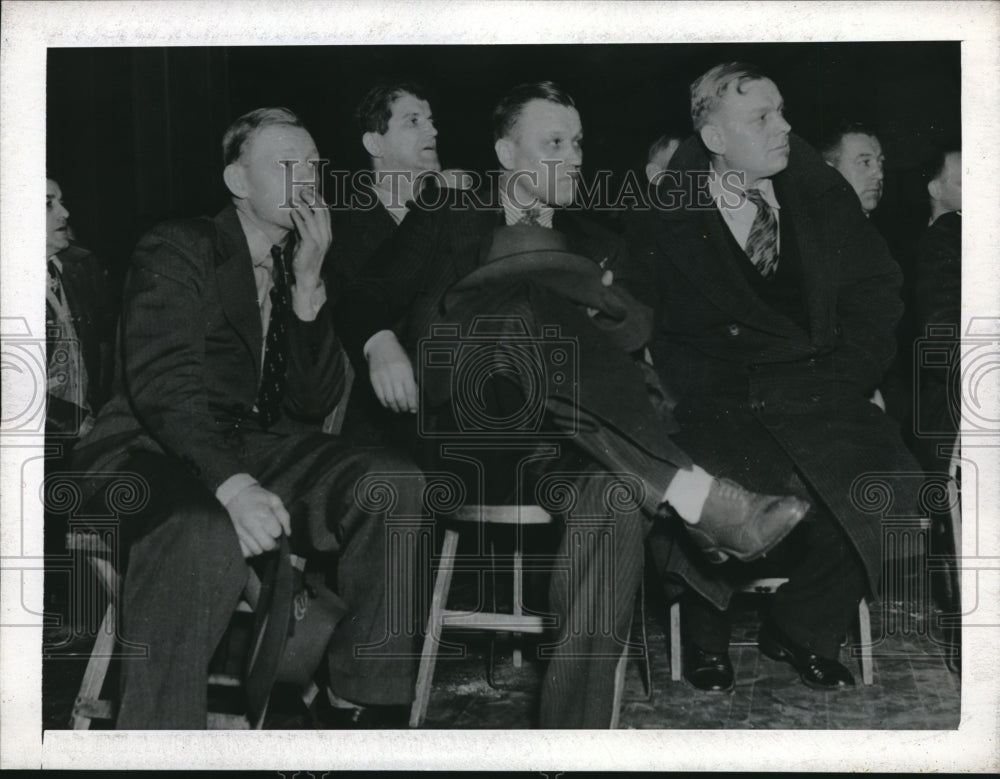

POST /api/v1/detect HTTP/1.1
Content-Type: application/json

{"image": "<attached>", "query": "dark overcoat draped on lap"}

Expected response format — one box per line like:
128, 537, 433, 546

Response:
645, 133, 922, 605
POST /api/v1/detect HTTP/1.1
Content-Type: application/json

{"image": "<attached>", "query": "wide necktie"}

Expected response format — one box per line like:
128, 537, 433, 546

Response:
256, 245, 290, 428
744, 188, 779, 277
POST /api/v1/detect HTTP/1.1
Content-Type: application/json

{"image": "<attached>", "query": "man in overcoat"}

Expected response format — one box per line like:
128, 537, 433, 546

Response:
645, 62, 922, 692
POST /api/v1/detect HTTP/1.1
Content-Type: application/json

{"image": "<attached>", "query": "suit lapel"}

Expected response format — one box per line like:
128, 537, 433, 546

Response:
470, 207, 504, 271
213, 207, 264, 381
554, 210, 604, 265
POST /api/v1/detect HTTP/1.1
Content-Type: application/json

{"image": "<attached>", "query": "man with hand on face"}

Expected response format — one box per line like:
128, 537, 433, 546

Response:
821, 122, 885, 218
646, 63, 920, 695
337, 81, 809, 728
73, 107, 424, 729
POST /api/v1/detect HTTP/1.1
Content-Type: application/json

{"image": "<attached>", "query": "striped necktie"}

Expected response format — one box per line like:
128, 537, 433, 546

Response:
745, 188, 779, 277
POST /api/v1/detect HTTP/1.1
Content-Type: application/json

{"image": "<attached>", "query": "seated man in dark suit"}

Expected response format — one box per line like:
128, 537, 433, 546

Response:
326, 80, 460, 446
72, 107, 424, 729
646, 62, 921, 694
336, 81, 809, 727
45, 177, 116, 444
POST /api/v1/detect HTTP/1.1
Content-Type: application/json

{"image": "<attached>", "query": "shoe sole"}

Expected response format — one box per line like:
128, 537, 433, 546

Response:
697, 502, 809, 564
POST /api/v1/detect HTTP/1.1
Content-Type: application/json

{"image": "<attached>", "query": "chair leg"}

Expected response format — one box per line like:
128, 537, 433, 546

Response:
636, 578, 653, 699
409, 528, 459, 728
71, 601, 116, 729
858, 597, 874, 685
512, 545, 523, 669
669, 601, 682, 681
610, 628, 630, 729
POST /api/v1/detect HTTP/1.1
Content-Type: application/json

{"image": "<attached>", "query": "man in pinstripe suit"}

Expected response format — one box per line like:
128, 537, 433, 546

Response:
337, 81, 809, 727
72, 107, 424, 728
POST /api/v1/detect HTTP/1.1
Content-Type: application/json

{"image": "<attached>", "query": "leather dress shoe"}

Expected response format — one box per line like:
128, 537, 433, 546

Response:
685, 478, 810, 563
758, 621, 856, 690
683, 644, 735, 692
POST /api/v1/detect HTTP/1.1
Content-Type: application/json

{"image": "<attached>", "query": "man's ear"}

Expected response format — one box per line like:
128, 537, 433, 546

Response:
362, 132, 382, 159
644, 162, 662, 186
699, 124, 725, 156
927, 178, 941, 202
223, 163, 248, 199
494, 137, 514, 171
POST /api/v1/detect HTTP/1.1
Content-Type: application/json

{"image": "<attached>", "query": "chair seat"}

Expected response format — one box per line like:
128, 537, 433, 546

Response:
450, 504, 553, 525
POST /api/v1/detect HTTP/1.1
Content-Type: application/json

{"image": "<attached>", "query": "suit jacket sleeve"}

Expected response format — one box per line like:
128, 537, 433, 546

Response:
282, 301, 346, 423
334, 205, 441, 365
121, 225, 249, 491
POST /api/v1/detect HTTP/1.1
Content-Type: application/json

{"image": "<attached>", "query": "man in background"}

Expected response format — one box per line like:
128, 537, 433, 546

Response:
820, 122, 885, 217
45, 177, 115, 443
912, 146, 962, 475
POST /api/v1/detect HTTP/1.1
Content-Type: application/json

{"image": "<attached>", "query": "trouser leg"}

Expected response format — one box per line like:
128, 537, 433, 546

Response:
767, 505, 868, 659
114, 452, 247, 729
538, 463, 650, 728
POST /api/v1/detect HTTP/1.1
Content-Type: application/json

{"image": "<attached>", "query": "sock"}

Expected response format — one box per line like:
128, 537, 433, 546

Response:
663, 464, 714, 524
327, 687, 361, 709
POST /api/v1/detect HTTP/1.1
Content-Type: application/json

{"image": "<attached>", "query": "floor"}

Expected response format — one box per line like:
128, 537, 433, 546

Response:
42, 554, 961, 731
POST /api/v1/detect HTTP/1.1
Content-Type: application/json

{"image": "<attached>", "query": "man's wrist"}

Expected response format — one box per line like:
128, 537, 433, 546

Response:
363, 329, 397, 361
215, 472, 259, 507
291, 277, 326, 321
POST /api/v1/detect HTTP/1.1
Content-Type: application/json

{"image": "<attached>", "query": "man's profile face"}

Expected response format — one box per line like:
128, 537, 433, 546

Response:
46, 179, 70, 257
234, 124, 323, 234
832, 133, 884, 215
706, 78, 791, 185
377, 93, 440, 175
933, 151, 962, 214
497, 99, 582, 208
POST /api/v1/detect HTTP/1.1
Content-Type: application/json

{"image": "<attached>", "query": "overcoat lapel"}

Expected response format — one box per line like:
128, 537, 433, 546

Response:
670, 204, 798, 337
213, 207, 264, 381
773, 174, 837, 351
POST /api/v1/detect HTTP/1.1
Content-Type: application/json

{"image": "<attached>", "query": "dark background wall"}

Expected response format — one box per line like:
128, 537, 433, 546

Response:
47, 42, 960, 286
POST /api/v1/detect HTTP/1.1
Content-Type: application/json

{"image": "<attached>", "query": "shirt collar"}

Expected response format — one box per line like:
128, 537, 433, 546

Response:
235, 208, 288, 270
48, 255, 63, 272
708, 165, 781, 211
372, 182, 408, 225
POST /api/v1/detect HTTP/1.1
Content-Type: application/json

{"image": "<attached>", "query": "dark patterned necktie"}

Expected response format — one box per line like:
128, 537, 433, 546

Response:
256, 245, 290, 428
745, 188, 779, 277
519, 208, 541, 226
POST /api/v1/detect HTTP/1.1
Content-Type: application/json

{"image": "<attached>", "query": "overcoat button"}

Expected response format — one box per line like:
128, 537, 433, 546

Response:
728, 324, 741, 336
